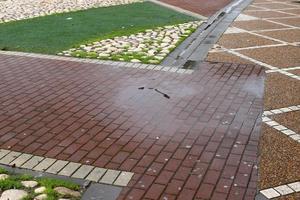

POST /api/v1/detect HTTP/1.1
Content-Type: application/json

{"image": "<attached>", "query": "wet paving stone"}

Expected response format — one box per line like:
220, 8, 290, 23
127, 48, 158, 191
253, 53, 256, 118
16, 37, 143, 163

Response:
238, 45, 300, 68
255, 29, 300, 43
244, 10, 295, 18
233, 20, 289, 31
206, 52, 255, 65
217, 32, 279, 49
269, 17, 300, 28
0, 54, 265, 199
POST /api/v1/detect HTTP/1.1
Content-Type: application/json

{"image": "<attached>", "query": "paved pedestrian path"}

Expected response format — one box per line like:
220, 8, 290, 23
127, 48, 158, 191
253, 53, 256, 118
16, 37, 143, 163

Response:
158, 0, 232, 16
0, 53, 264, 199
205, 0, 300, 199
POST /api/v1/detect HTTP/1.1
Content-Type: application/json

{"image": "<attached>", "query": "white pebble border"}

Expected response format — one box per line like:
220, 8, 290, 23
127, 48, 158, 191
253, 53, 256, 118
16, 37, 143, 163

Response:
0, 0, 141, 23
263, 105, 300, 116
262, 105, 300, 144
260, 181, 300, 199
0, 50, 194, 74
59, 21, 201, 64
0, 149, 134, 187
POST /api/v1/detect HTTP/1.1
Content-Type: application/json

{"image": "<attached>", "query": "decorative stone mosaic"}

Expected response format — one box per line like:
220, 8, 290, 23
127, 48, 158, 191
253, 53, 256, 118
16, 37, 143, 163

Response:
0, 0, 141, 23
59, 21, 201, 64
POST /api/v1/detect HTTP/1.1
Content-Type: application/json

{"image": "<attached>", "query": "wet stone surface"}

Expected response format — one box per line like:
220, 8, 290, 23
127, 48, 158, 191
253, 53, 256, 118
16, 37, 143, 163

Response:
0, 54, 265, 199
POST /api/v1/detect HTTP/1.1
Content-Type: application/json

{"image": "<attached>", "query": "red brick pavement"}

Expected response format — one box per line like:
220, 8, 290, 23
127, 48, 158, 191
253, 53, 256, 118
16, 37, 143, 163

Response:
159, 0, 232, 17
0, 54, 264, 199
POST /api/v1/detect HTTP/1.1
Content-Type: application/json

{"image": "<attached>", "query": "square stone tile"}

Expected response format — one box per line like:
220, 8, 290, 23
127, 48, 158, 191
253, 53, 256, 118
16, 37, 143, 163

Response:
245, 5, 267, 11
244, 10, 294, 18
235, 14, 259, 21
259, 124, 300, 189
217, 32, 279, 49
289, 69, 300, 76
264, 73, 300, 110
255, 29, 300, 43
288, 182, 300, 192
260, 188, 280, 199
233, 20, 289, 31
238, 45, 300, 68
272, 111, 300, 133
270, 17, 300, 27
278, 8, 300, 15
254, 3, 296, 9
206, 52, 255, 64
224, 27, 246, 34
274, 185, 294, 195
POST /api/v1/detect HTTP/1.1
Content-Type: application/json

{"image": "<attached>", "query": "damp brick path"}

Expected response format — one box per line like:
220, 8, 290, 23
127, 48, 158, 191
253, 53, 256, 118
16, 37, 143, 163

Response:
0, 54, 264, 200
159, 0, 232, 16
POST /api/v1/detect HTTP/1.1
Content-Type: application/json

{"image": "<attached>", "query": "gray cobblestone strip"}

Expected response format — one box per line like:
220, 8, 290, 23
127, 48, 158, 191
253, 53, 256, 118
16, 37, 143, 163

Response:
0, 149, 134, 187
0, 50, 194, 74
259, 181, 300, 199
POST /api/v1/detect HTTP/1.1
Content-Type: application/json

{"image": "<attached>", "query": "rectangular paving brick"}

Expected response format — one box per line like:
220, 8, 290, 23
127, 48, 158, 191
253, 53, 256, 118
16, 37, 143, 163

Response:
46, 160, 69, 174
10, 153, 32, 167
86, 167, 107, 182
33, 158, 56, 171
114, 171, 134, 186
58, 162, 81, 176
0, 54, 265, 200
72, 165, 94, 179
0, 151, 21, 164
100, 169, 121, 184
22, 156, 44, 169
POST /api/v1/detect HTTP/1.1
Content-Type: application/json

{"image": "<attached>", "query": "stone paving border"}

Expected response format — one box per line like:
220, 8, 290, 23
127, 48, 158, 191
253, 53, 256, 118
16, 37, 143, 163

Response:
216, 48, 300, 81
261, 105, 300, 143
263, 105, 300, 116
259, 181, 300, 199
0, 50, 194, 74
262, 116, 300, 143
0, 149, 134, 187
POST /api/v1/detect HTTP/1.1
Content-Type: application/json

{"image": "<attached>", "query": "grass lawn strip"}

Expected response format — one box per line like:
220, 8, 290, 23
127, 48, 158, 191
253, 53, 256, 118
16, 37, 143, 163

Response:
0, 2, 197, 54
60, 21, 201, 64
0, 167, 82, 200
0, 0, 141, 23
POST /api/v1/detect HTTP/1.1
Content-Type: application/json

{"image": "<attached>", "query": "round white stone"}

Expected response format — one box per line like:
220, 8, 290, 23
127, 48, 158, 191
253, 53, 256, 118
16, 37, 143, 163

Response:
54, 187, 80, 197
21, 180, 38, 188
34, 186, 46, 194
0, 174, 9, 180
34, 194, 47, 200
0, 189, 28, 200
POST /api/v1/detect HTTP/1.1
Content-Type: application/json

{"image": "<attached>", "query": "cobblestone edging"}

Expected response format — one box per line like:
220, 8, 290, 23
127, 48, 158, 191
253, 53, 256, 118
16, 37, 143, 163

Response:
0, 149, 134, 187
263, 105, 300, 116
0, 50, 194, 74
0, 0, 141, 23
59, 21, 202, 64
259, 181, 300, 199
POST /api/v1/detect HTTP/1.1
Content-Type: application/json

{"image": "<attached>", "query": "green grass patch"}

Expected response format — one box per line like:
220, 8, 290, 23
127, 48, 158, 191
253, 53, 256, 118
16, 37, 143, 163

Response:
0, 2, 196, 54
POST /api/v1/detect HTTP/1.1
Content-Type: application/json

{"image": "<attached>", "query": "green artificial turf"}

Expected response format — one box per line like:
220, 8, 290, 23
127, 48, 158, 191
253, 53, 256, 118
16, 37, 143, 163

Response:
0, 2, 196, 54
